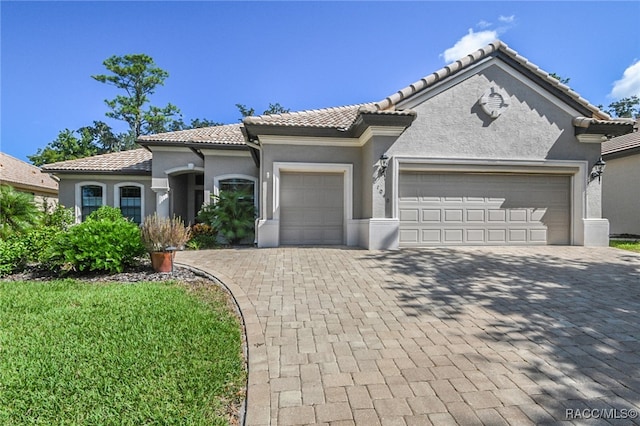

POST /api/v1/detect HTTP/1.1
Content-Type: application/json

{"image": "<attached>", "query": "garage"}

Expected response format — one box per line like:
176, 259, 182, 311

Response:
280, 172, 344, 245
398, 172, 571, 246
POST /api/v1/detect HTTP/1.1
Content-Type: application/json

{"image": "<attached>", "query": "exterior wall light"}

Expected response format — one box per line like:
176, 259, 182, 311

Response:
590, 157, 606, 182
378, 154, 389, 176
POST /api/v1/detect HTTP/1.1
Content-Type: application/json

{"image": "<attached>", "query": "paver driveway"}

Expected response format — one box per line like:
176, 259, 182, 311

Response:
176, 247, 640, 425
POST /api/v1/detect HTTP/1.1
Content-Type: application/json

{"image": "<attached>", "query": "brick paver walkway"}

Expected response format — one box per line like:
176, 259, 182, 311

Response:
176, 247, 640, 425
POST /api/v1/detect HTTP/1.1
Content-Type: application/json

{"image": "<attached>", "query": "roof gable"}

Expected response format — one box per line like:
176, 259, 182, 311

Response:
373, 40, 609, 120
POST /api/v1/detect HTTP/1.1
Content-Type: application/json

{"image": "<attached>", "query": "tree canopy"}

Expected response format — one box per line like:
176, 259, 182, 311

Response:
29, 54, 223, 165
605, 96, 640, 119
92, 54, 181, 138
236, 102, 290, 118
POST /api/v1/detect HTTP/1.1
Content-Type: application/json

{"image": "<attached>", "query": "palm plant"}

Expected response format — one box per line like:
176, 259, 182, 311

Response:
197, 190, 256, 245
0, 185, 41, 239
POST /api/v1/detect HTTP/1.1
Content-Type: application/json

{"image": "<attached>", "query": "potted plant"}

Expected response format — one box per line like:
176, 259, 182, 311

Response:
140, 213, 191, 272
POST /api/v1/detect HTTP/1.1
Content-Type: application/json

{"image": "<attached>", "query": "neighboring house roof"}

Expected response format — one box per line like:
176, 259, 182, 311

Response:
137, 123, 245, 146
41, 148, 152, 174
602, 129, 640, 158
0, 152, 58, 194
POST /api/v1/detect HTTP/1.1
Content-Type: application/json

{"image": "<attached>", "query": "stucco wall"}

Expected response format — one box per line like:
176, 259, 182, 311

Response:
150, 150, 203, 179
391, 64, 600, 162
57, 176, 154, 222
261, 144, 363, 220
203, 153, 259, 197
603, 153, 640, 235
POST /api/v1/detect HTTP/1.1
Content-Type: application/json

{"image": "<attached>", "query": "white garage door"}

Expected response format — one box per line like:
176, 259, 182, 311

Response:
399, 172, 571, 246
280, 172, 344, 245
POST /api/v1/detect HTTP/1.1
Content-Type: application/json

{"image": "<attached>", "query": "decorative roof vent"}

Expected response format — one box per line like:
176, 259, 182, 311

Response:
479, 86, 510, 119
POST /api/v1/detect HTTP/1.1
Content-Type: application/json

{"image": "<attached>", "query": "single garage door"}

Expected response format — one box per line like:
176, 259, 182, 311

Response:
280, 172, 344, 245
399, 172, 571, 246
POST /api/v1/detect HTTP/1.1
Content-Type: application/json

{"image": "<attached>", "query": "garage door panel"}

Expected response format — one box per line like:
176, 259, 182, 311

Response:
423, 209, 441, 222
399, 208, 419, 222
467, 210, 485, 222
399, 172, 570, 246
280, 172, 344, 245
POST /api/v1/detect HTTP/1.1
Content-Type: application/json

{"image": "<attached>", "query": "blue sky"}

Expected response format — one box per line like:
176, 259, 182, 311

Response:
2, 1, 639, 162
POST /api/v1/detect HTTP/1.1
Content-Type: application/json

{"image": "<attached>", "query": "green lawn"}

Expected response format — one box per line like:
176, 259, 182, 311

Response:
0, 279, 245, 425
610, 239, 640, 253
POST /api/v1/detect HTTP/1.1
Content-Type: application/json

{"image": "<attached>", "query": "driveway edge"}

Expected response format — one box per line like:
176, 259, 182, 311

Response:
175, 260, 270, 426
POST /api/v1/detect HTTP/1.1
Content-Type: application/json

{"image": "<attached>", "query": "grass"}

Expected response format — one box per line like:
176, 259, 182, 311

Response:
0, 279, 246, 425
610, 239, 640, 253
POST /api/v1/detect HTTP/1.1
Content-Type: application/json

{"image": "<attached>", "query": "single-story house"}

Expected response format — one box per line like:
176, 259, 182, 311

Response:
43, 40, 636, 249
602, 129, 640, 236
1, 152, 59, 206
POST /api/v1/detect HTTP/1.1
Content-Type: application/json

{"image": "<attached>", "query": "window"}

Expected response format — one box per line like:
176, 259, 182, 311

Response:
219, 178, 255, 204
81, 185, 103, 221
119, 186, 142, 224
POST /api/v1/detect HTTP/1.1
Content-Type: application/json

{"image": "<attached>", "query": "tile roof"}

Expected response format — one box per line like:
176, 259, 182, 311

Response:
602, 129, 640, 156
41, 148, 152, 174
243, 104, 370, 129
373, 40, 612, 120
0, 152, 58, 192
137, 123, 245, 145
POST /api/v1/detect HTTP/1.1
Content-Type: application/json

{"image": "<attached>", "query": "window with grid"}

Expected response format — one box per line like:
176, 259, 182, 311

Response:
119, 186, 142, 224
219, 178, 255, 204
81, 185, 103, 221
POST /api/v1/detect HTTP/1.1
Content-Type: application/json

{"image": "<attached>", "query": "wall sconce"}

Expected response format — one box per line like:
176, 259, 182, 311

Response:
590, 157, 606, 182
378, 154, 389, 176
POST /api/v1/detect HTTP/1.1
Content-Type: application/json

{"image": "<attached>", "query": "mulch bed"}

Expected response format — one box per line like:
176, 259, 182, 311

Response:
0, 259, 202, 283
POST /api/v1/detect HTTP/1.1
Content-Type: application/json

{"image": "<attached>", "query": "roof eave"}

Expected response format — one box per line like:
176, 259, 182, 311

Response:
138, 140, 248, 150
43, 169, 152, 175
574, 117, 636, 142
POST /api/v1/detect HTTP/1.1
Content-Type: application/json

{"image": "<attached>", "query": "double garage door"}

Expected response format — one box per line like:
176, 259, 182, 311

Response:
399, 172, 571, 246
280, 172, 344, 245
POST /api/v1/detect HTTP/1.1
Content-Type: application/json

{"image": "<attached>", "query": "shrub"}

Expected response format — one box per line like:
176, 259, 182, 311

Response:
0, 237, 28, 276
187, 223, 218, 250
197, 190, 256, 245
45, 206, 145, 274
0, 185, 41, 239
140, 214, 191, 253
41, 202, 74, 230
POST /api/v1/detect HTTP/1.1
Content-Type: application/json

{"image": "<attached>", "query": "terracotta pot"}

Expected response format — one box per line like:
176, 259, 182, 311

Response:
150, 251, 174, 273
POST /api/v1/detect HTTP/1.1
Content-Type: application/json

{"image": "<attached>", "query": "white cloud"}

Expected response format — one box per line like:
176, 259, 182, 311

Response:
441, 29, 498, 63
476, 20, 492, 29
610, 60, 640, 99
498, 15, 515, 24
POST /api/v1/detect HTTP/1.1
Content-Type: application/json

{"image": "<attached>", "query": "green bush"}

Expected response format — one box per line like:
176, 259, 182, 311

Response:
197, 191, 256, 245
0, 203, 74, 276
0, 238, 28, 276
45, 206, 145, 274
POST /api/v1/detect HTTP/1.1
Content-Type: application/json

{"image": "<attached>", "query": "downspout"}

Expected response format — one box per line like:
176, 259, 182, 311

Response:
245, 138, 263, 246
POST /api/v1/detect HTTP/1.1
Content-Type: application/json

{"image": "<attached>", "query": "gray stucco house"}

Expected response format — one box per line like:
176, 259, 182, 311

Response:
43, 41, 635, 249
602, 129, 640, 236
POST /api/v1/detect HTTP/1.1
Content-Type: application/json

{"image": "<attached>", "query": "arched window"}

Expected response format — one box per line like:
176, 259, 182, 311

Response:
119, 186, 142, 223
79, 184, 105, 221
214, 175, 258, 208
